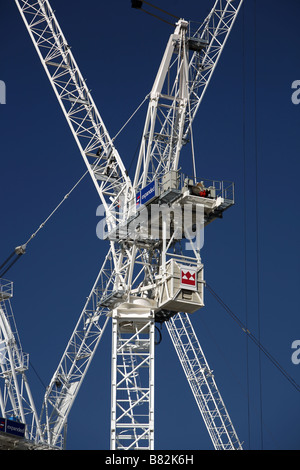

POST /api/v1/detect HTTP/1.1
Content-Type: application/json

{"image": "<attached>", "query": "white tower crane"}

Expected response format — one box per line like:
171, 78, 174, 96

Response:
0, 0, 243, 450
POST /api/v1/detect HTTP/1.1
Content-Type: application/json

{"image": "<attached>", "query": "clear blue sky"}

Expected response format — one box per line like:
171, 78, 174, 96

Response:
0, 0, 300, 450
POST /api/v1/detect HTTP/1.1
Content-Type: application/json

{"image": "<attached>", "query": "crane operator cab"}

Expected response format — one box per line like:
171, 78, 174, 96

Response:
104, 170, 235, 323
154, 171, 234, 321
132, 170, 234, 322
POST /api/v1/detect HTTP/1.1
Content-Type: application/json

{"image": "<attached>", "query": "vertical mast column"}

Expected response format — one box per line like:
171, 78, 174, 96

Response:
110, 299, 155, 450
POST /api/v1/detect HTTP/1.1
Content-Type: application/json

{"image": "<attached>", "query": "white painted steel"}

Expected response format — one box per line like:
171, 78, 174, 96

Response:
0, 0, 244, 450
111, 304, 155, 450
166, 313, 242, 450
0, 283, 44, 445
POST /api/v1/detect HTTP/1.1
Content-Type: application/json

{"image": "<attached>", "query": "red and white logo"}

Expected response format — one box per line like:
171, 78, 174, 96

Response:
180, 267, 197, 291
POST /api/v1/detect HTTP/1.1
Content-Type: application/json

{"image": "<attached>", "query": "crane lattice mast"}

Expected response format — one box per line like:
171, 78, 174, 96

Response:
0, 0, 243, 450
0, 279, 46, 449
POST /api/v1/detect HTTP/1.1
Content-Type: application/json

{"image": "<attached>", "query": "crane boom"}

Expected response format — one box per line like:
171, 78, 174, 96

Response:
15, 0, 132, 219
133, 0, 243, 191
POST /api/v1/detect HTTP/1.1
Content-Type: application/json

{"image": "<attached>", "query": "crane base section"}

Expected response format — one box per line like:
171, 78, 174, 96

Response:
111, 301, 155, 450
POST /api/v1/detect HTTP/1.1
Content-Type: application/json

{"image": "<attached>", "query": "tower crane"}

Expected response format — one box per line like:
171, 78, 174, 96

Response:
0, 0, 243, 450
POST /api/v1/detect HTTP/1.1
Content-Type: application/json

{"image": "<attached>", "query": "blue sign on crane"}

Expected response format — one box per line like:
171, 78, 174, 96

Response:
136, 180, 158, 208
0, 417, 26, 438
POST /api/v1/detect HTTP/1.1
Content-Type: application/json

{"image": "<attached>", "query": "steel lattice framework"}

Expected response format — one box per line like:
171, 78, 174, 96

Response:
166, 313, 242, 450
0, 0, 243, 450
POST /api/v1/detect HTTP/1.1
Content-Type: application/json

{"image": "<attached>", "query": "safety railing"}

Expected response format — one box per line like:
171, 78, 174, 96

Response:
179, 173, 235, 205
0, 279, 13, 300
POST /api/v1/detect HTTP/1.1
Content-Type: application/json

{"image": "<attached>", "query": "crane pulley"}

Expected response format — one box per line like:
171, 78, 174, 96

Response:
0, 0, 245, 450
0, 246, 26, 279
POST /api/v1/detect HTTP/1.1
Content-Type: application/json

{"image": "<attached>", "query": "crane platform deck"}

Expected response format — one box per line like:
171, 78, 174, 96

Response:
0, 433, 56, 450
0, 417, 58, 450
106, 173, 235, 243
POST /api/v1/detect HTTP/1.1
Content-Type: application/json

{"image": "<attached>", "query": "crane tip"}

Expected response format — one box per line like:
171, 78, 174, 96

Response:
131, 0, 143, 9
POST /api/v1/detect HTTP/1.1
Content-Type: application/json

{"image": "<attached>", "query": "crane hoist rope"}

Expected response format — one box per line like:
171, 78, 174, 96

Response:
206, 283, 300, 394
140, 1, 180, 20
0, 170, 88, 278
23, 170, 89, 247
0, 91, 150, 279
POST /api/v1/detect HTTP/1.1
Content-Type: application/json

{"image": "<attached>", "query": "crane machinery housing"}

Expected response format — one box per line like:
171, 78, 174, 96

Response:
0, 0, 243, 450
